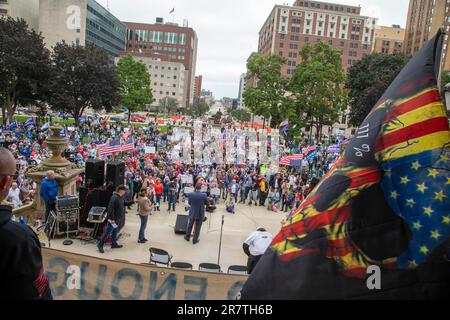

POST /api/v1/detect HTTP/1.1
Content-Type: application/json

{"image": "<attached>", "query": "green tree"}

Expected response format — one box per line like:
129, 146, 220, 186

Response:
231, 108, 251, 122
0, 17, 51, 124
243, 53, 288, 128
117, 54, 154, 124
346, 53, 410, 127
48, 42, 119, 124
289, 42, 348, 140
185, 98, 210, 117
440, 70, 450, 103
165, 97, 179, 116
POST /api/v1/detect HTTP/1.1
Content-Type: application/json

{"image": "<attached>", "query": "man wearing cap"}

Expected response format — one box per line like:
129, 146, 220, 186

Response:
97, 185, 128, 253
243, 227, 273, 274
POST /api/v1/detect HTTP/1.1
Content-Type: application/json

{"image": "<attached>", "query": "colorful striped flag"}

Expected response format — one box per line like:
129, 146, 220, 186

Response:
240, 30, 450, 299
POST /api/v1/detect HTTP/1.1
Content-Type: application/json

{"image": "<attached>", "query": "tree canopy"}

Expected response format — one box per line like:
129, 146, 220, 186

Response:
0, 17, 51, 124
117, 54, 154, 123
243, 53, 288, 127
346, 53, 410, 127
289, 42, 348, 139
48, 42, 119, 123
185, 98, 210, 117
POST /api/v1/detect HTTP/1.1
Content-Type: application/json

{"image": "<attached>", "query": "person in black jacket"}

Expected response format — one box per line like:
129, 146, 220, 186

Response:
97, 185, 128, 253
0, 148, 52, 300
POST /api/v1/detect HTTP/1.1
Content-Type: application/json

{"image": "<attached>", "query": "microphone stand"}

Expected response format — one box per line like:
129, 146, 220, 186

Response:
217, 215, 224, 265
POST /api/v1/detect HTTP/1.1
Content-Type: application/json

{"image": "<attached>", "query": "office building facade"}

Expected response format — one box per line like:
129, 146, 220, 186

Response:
194, 75, 203, 98
0, 0, 40, 31
374, 25, 405, 54
38, 0, 126, 58
123, 19, 198, 108
116, 55, 188, 109
258, 1, 378, 75
404, 0, 450, 71
238, 73, 246, 109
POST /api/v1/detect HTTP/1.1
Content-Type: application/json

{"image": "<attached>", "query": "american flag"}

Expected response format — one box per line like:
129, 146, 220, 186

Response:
279, 153, 303, 166
97, 139, 121, 156
303, 145, 317, 155
121, 139, 135, 153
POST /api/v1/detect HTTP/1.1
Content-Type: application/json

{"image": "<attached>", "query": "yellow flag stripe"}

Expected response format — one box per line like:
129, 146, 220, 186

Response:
376, 130, 450, 162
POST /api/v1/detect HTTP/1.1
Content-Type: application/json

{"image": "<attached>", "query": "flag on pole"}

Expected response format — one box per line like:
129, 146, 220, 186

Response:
23, 118, 35, 127
97, 139, 121, 157
279, 154, 303, 167
40, 122, 50, 131
169, 8, 175, 14
279, 119, 289, 128
240, 30, 450, 299
120, 139, 135, 153
6, 122, 18, 131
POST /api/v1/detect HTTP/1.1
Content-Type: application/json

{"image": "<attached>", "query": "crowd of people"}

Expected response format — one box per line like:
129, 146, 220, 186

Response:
1, 113, 343, 247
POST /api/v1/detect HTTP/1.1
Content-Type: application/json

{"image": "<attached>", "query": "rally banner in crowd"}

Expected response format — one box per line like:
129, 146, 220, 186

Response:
42, 248, 247, 300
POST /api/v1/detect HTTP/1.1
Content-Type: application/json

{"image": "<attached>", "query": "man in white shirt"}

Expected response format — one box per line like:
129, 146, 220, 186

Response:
7, 182, 22, 209
243, 227, 273, 274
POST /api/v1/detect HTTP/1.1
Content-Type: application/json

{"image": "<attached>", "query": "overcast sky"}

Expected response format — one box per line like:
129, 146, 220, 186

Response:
97, 0, 410, 99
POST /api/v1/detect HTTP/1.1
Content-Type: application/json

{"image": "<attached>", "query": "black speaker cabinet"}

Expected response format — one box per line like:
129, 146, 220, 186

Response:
85, 160, 105, 188
106, 161, 125, 189
174, 215, 189, 235
79, 186, 101, 227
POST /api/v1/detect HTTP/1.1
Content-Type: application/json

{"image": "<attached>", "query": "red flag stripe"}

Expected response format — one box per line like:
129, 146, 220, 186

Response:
384, 89, 441, 123
272, 206, 351, 245
374, 116, 449, 153
347, 169, 382, 189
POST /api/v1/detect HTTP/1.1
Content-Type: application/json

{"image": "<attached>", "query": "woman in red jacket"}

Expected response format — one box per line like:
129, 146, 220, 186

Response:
154, 178, 163, 211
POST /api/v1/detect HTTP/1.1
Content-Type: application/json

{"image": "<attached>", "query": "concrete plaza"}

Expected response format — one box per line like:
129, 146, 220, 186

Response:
50, 200, 286, 272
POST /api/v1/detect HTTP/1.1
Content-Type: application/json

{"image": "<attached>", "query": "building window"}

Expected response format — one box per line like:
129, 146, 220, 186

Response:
172, 92, 176, 96
180, 33, 186, 45
164, 32, 178, 44
149, 31, 163, 43
280, 42, 284, 48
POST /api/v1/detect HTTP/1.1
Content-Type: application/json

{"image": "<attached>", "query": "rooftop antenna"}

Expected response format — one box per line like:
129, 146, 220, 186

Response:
107, 0, 111, 12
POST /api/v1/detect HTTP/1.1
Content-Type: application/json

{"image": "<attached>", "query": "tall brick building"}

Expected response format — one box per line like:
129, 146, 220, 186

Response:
194, 75, 203, 98
374, 25, 405, 54
404, 0, 450, 72
122, 19, 198, 108
257, 0, 378, 76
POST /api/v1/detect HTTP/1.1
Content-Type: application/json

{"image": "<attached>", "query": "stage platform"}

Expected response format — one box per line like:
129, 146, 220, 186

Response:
49, 200, 285, 272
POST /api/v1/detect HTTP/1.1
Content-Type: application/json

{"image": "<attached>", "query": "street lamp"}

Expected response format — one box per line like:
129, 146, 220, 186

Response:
445, 83, 450, 112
